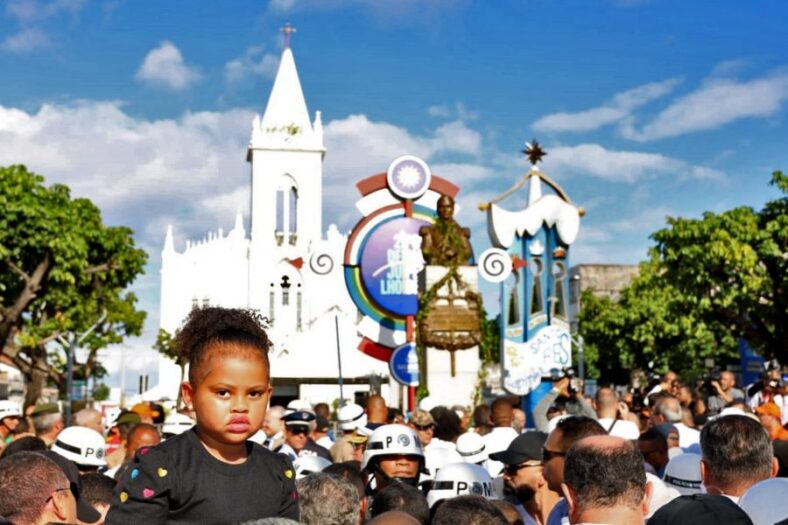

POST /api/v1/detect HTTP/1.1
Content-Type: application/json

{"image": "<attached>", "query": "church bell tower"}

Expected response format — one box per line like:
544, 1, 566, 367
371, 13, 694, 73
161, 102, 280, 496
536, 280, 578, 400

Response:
247, 23, 326, 324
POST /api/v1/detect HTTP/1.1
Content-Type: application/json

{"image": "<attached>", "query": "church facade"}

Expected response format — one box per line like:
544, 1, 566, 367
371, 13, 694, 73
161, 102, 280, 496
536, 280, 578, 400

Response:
155, 44, 389, 405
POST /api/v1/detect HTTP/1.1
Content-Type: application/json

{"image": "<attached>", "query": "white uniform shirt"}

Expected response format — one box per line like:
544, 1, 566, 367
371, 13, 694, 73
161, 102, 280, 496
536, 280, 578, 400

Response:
483, 426, 518, 477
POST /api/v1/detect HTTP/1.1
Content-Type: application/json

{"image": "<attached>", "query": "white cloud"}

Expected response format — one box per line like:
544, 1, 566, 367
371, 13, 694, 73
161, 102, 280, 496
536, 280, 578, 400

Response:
428, 102, 478, 121
622, 72, 788, 141
225, 45, 279, 85
1, 27, 49, 52
2, 0, 87, 53
5, 0, 87, 23
542, 143, 724, 183
269, 0, 297, 11
135, 41, 202, 91
268, 0, 471, 19
533, 78, 681, 133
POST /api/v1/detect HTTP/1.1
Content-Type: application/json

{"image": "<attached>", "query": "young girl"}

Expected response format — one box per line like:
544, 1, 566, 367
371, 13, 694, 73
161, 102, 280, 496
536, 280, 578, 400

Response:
106, 307, 299, 523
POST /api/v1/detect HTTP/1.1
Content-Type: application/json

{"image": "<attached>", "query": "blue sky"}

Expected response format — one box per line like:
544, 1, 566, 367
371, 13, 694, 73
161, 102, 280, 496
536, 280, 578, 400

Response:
1, 0, 786, 391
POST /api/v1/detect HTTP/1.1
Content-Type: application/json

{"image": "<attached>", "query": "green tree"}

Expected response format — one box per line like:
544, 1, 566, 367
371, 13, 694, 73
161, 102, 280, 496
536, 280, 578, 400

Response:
154, 328, 186, 408
0, 165, 148, 406
579, 171, 786, 380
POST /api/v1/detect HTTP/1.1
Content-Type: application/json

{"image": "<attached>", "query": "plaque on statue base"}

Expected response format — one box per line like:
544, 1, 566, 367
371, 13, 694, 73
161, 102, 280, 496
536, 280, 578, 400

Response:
418, 265, 482, 376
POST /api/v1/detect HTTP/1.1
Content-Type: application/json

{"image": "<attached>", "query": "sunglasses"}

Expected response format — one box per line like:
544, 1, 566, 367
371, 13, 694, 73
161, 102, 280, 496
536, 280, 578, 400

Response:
288, 426, 309, 435
542, 447, 567, 462
414, 424, 434, 431
504, 462, 542, 475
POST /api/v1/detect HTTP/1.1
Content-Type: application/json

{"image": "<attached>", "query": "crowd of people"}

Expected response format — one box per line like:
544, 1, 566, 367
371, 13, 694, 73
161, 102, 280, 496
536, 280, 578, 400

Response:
0, 306, 786, 525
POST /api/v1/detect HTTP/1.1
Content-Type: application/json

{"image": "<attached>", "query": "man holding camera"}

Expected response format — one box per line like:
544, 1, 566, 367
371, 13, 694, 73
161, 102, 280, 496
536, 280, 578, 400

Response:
533, 371, 596, 434
705, 370, 744, 417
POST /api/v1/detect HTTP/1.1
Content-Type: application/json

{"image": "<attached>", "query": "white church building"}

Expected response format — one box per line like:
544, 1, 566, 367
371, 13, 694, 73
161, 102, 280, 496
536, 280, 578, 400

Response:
155, 42, 392, 406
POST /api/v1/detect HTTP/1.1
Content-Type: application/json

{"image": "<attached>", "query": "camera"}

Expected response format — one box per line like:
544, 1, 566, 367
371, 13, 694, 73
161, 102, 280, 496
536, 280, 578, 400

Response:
701, 366, 723, 396
549, 366, 579, 396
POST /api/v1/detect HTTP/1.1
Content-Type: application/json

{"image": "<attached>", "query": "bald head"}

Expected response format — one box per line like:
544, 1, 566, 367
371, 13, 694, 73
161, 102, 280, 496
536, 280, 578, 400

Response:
367, 510, 421, 525
491, 398, 513, 427
654, 396, 682, 423
74, 408, 104, 435
367, 395, 388, 424
125, 423, 161, 459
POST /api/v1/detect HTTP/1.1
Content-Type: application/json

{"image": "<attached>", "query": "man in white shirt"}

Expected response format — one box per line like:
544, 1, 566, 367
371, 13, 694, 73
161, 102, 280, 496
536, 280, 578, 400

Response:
490, 431, 549, 525
594, 387, 640, 440
409, 408, 461, 479
651, 396, 699, 451
261, 405, 285, 450
483, 397, 519, 477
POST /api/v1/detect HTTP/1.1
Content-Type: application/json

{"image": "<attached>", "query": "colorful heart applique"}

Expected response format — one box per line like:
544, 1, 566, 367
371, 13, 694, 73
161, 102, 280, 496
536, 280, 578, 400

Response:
157, 467, 168, 478
139, 447, 150, 455
142, 488, 155, 499
130, 469, 139, 480
285, 469, 293, 479
120, 492, 128, 503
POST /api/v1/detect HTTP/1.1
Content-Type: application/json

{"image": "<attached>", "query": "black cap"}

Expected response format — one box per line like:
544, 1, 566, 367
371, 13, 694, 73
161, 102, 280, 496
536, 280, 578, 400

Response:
283, 410, 315, 427
36, 451, 101, 524
648, 494, 753, 525
489, 431, 547, 465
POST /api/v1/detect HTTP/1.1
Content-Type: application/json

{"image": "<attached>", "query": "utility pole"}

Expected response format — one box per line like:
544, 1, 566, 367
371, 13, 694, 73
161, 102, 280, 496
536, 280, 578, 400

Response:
57, 311, 107, 426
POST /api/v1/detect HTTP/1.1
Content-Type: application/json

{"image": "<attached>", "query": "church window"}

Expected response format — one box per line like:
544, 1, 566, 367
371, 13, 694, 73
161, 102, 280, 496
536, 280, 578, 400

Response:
275, 191, 284, 233
289, 187, 298, 244
552, 262, 568, 320
269, 284, 275, 322
191, 297, 199, 310
529, 258, 544, 317
296, 286, 302, 331
281, 275, 291, 306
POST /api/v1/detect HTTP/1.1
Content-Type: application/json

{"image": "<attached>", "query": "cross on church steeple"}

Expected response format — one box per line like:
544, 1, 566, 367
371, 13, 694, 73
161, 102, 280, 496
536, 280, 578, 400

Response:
281, 21, 296, 49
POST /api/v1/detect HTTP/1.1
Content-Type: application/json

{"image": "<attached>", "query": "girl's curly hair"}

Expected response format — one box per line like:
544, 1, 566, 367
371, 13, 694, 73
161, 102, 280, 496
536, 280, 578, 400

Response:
175, 307, 271, 384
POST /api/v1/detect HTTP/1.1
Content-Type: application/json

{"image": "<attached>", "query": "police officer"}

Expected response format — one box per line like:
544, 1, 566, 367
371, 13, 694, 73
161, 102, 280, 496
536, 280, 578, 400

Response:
276, 410, 331, 461
51, 426, 108, 473
362, 424, 425, 493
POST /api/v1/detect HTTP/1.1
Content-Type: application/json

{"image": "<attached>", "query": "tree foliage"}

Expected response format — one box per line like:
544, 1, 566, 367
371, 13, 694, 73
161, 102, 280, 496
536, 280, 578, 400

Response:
154, 328, 186, 408
0, 165, 148, 405
579, 171, 786, 381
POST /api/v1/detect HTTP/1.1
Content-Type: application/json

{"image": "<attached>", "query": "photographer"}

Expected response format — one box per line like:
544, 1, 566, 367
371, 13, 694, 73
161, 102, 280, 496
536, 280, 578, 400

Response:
533, 371, 596, 433
705, 370, 744, 417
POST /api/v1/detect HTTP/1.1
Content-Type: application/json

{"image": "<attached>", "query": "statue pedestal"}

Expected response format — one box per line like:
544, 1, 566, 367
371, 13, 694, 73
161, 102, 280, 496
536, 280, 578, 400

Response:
419, 265, 478, 298
418, 265, 482, 407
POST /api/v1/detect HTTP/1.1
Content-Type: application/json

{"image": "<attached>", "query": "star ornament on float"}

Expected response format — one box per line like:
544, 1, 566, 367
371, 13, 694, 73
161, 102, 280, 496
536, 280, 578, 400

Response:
387, 155, 431, 200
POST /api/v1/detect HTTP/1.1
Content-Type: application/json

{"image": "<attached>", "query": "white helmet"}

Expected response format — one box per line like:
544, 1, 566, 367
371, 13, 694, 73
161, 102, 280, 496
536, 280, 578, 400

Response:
338, 403, 367, 432
162, 413, 194, 436
456, 432, 487, 465
739, 478, 788, 525
287, 399, 314, 413
645, 473, 680, 519
362, 424, 424, 485
426, 462, 498, 508
662, 452, 701, 495
51, 426, 107, 467
0, 400, 22, 422
294, 456, 332, 479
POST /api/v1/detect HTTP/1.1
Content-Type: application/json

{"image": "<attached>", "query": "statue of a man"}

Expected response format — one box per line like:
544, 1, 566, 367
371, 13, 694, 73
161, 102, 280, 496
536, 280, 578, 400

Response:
419, 194, 473, 266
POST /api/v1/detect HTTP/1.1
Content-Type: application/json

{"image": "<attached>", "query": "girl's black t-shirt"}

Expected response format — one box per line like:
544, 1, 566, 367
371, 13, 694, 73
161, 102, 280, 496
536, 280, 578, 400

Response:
105, 428, 299, 524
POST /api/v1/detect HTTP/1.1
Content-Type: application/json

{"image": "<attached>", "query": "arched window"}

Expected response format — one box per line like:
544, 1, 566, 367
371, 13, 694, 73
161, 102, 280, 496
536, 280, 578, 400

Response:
529, 258, 544, 317
289, 187, 298, 245
507, 272, 521, 326
269, 283, 276, 322
552, 261, 568, 320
